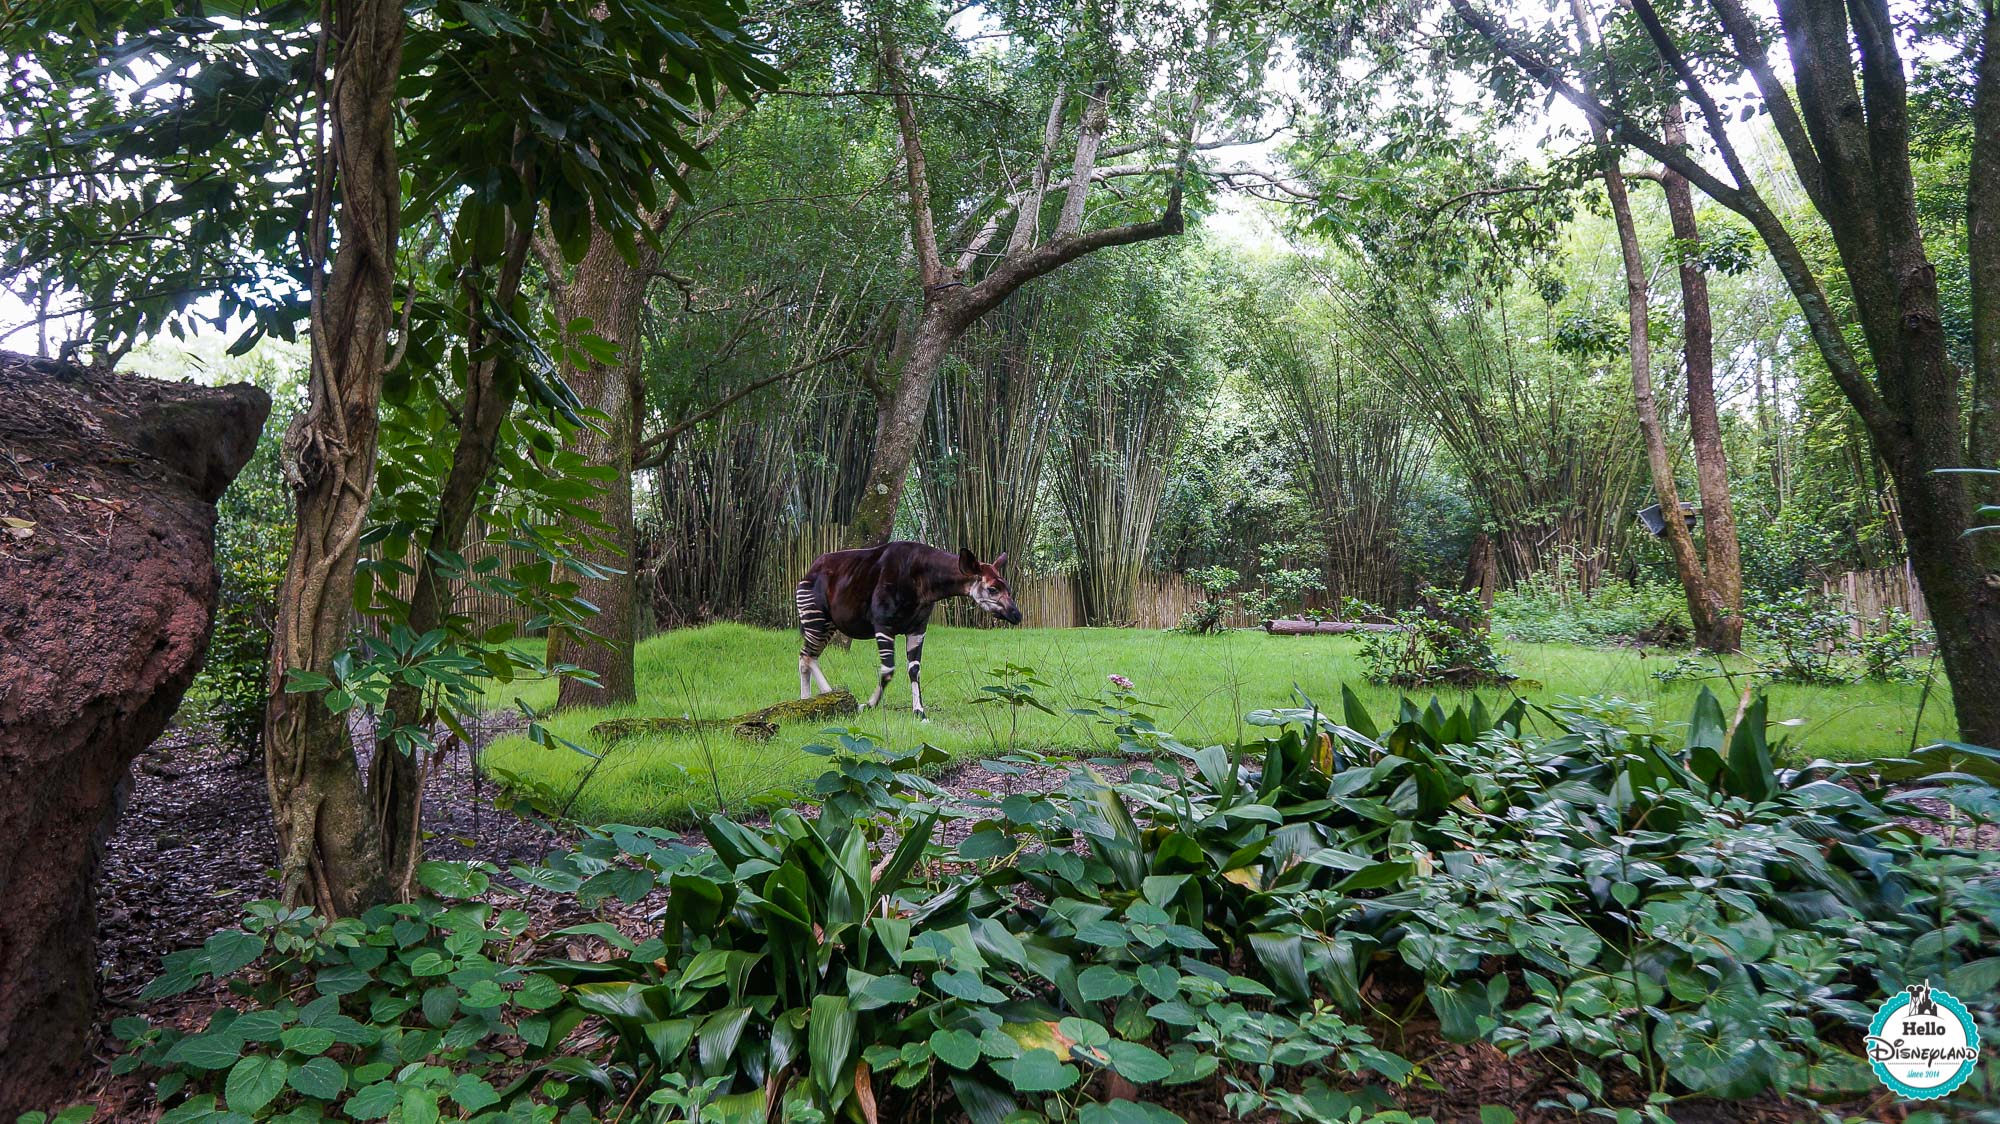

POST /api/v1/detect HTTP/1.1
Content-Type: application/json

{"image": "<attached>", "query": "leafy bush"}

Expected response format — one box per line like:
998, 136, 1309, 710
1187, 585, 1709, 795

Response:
1171, 565, 1239, 634
1240, 565, 1325, 622
1175, 557, 1327, 633
1493, 573, 1691, 647
1351, 587, 1509, 688
118, 696, 2000, 1122
1854, 607, 1933, 683
1741, 588, 1856, 684
190, 404, 294, 754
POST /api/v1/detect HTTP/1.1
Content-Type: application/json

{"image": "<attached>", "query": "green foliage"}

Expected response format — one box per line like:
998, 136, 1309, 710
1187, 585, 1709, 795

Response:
124, 690, 2000, 1120
1351, 588, 1509, 688
1741, 589, 1857, 685
1171, 565, 1241, 635
1855, 608, 1934, 684
114, 871, 610, 1123
1494, 573, 1691, 647
191, 364, 297, 753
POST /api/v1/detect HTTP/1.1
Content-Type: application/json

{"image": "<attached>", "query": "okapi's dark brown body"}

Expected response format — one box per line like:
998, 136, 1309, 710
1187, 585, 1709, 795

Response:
802, 542, 973, 639
795, 541, 1019, 714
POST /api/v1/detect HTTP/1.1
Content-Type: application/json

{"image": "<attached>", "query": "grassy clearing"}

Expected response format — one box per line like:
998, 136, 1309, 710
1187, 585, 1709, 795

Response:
479, 621, 1956, 825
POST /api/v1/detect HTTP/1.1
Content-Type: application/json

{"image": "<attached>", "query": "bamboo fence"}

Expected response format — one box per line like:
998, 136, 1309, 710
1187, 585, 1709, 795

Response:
1819, 563, 1929, 639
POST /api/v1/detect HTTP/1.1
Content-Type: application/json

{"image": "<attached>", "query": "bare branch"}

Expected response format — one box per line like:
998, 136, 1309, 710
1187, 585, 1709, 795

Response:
633, 343, 864, 468
878, 23, 945, 289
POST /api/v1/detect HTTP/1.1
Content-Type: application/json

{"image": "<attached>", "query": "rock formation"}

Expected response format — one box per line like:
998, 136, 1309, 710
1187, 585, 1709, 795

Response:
0, 352, 269, 1115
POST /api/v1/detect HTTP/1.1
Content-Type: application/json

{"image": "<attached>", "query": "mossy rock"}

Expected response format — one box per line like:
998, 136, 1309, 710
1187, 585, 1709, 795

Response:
590, 688, 858, 745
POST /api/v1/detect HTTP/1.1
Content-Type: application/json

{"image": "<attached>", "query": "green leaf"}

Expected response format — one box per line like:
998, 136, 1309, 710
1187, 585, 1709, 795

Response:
1947, 958, 2000, 998
513, 973, 562, 1010
1006, 1048, 1079, 1092
287, 1055, 345, 1100
343, 1082, 399, 1120
808, 994, 857, 1100
930, 1028, 981, 1070
1078, 965, 1135, 1002
401, 1086, 441, 1124
223, 1054, 289, 1114
1137, 963, 1179, 1001
202, 929, 266, 977
278, 1026, 335, 1056
1080, 1101, 1188, 1124
934, 969, 1007, 1003
167, 1031, 243, 1071
449, 1074, 501, 1112
1100, 1040, 1175, 1084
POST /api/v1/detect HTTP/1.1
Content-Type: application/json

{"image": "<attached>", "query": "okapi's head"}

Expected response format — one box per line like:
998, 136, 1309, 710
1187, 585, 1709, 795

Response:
960, 548, 1022, 624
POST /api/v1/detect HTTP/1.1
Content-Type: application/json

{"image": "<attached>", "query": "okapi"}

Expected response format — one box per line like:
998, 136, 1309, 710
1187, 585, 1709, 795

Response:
795, 542, 1021, 717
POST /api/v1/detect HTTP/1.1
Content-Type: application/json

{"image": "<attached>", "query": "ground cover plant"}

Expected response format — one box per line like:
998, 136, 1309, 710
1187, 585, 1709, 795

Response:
107, 689, 1999, 1122
480, 624, 1956, 827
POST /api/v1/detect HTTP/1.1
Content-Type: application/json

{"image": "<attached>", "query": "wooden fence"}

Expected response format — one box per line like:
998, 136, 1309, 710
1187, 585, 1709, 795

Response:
362, 522, 1249, 638
1820, 564, 1929, 638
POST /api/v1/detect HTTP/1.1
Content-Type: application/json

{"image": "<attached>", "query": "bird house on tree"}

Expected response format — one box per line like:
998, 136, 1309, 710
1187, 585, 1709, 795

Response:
1636, 501, 1698, 537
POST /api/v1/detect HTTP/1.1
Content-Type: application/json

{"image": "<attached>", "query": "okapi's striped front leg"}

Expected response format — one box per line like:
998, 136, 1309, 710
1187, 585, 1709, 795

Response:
796, 579, 834, 699
864, 630, 896, 709
905, 630, 926, 718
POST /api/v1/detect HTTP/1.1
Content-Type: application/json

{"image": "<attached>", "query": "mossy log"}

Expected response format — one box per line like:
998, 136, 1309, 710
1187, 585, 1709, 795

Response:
1262, 618, 1404, 635
590, 688, 859, 745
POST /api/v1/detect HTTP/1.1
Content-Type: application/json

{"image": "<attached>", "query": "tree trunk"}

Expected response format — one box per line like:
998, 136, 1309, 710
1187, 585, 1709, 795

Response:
1771, 0, 2000, 745
546, 229, 649, 708
1460, 531, 1497, 610
1597, 144, 1719, 647
1564, 0, 1723, 650
847, 308, 965, 546
847, 24, 1193, 547
1662, 105, 1743, 650
263, 0, 404, 916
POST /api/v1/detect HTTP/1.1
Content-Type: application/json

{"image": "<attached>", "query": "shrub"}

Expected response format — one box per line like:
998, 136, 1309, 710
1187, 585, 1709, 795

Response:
1855, 607, 1933, 683
1352, 587, 1509, 688
118, 696, 2000, 1122
1493, 572, 1691, 647
189, 414, 293, 754
1741, 588, 1856, 684
1172, 565, 1239, 634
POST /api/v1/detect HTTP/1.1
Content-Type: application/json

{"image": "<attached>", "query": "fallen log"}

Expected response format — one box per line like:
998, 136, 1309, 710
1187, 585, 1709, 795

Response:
591, 688, 859, 745
1262, 618, 1404, 635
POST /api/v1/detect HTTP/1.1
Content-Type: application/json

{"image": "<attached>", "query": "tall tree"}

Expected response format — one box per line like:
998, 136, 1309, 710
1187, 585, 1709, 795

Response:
1448, 0, 2000, 748
845, 4, 1253, 545
1658, 103, 1746, 650
1564, 0, 1739, 650
262, 0, 406, 912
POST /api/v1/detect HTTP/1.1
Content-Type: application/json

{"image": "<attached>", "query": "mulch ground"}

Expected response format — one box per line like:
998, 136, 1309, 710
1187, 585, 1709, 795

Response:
67, 717, 1968, 1122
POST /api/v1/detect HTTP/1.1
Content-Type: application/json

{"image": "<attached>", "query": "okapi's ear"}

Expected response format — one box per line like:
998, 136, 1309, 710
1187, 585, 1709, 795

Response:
992, 551, 1008, 572
959, 547, 980, 575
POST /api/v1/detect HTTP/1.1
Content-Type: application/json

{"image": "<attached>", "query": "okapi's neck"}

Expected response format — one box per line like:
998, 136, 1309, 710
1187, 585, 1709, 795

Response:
914, 547, 975, 604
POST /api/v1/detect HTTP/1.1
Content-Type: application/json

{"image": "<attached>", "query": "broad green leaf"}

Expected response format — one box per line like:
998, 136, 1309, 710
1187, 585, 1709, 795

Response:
223, 1054, 289, 1114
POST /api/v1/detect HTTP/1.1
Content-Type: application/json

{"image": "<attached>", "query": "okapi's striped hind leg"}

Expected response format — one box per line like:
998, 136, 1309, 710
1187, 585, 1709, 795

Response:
906, 630, 926, 718
795, 578, 834, 699
864, 631, 895, 709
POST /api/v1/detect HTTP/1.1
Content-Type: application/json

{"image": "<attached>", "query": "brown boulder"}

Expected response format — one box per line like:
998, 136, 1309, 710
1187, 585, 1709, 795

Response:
0, 352, 269, 1115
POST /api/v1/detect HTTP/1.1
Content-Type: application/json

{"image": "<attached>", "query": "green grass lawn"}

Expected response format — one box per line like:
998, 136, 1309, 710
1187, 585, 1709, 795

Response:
480, 622, 1957, 826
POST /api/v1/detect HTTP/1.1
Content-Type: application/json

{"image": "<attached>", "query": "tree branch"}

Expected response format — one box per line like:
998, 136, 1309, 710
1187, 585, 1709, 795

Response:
632, 343, 864, 468
879, 22, 946, 289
